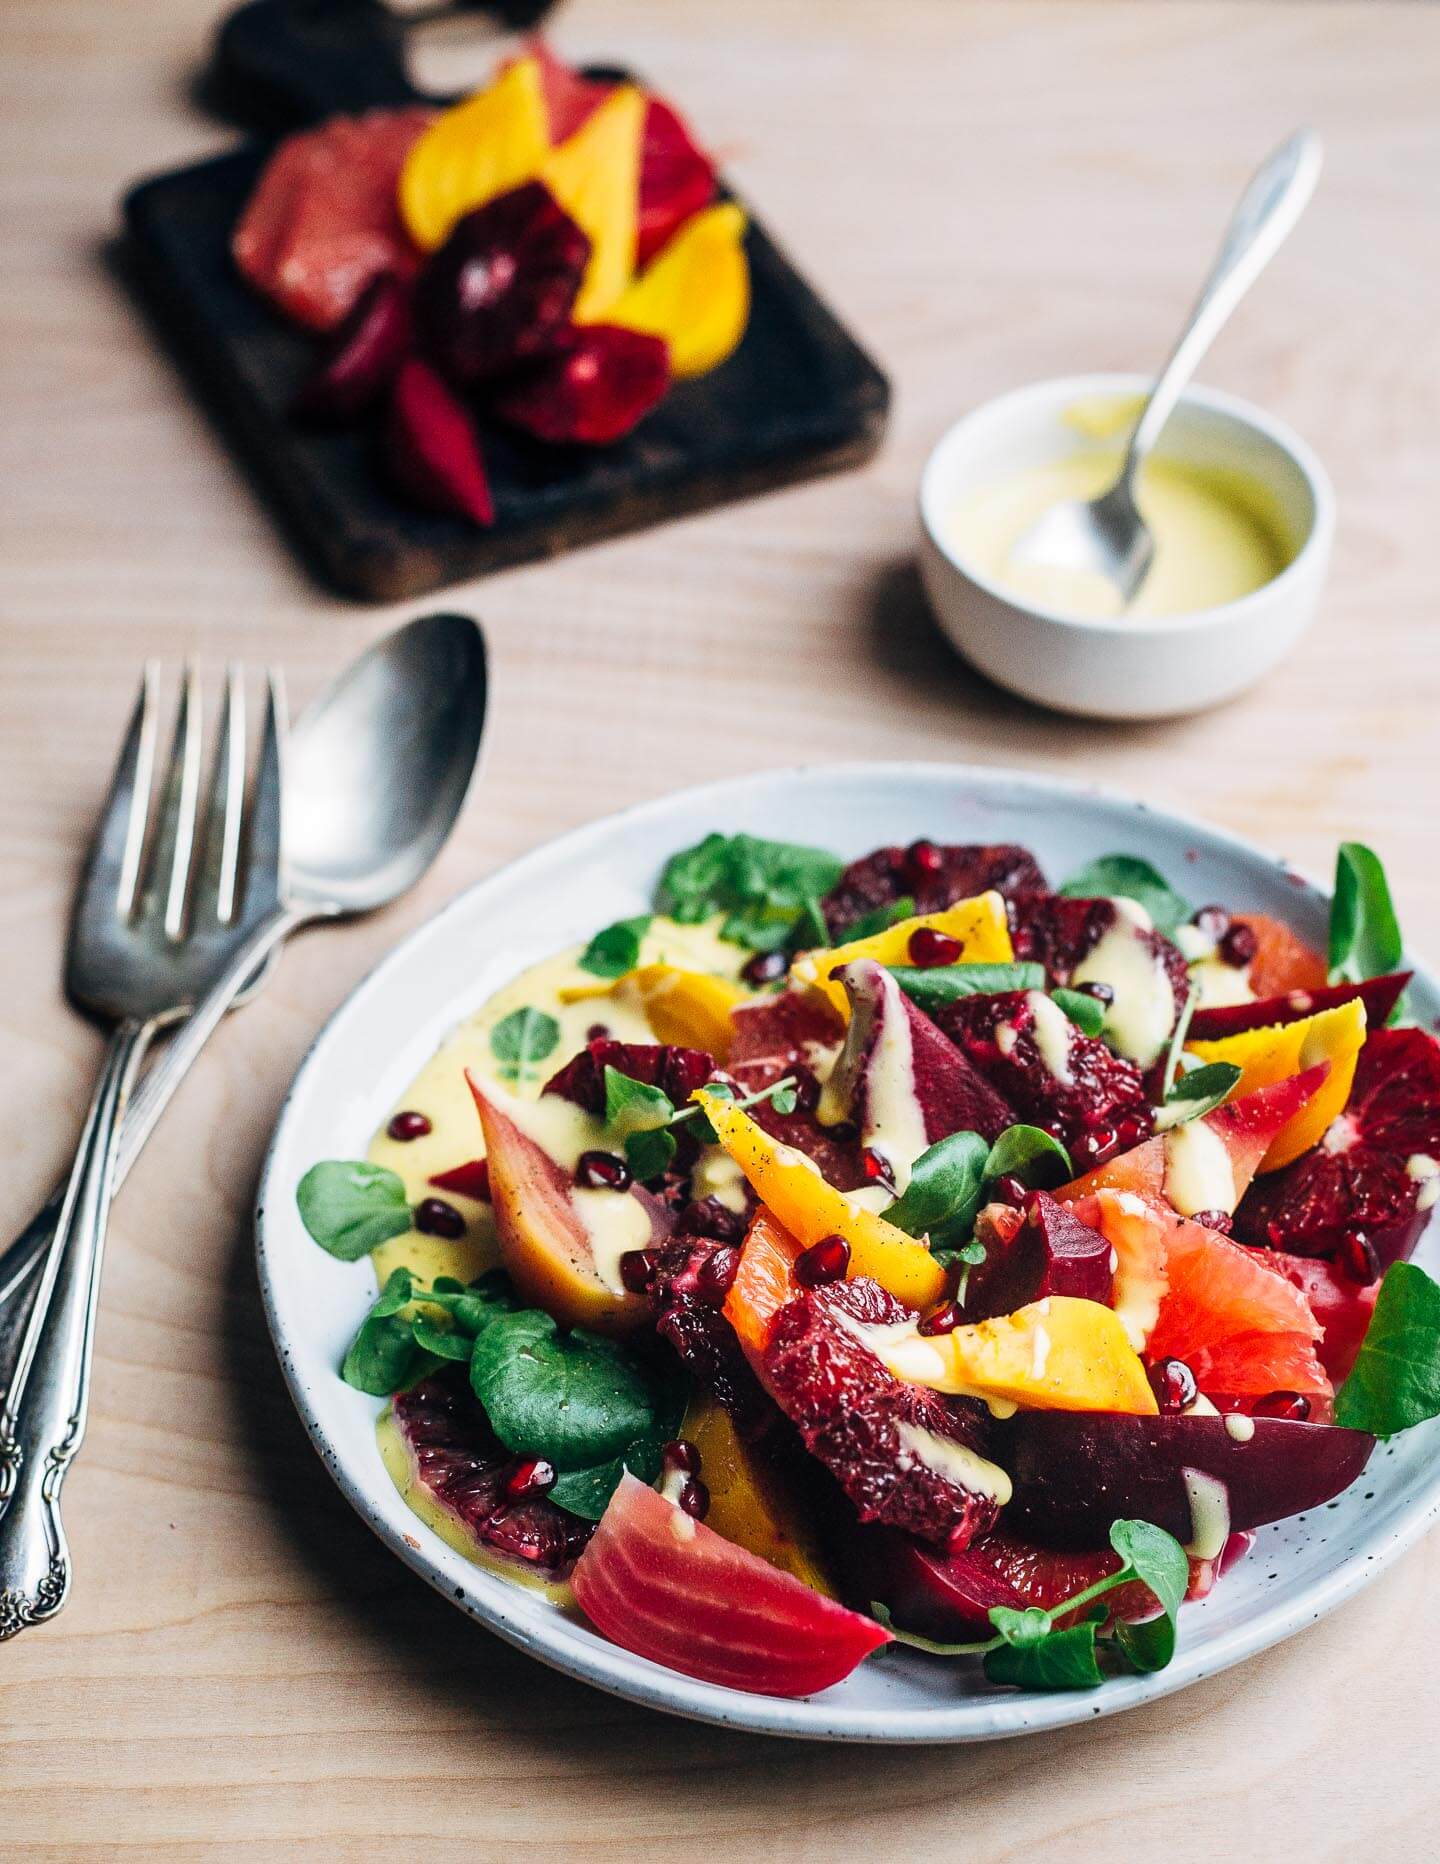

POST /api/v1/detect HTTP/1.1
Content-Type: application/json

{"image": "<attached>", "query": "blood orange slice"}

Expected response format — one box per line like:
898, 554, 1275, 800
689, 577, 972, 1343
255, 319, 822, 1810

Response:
1147, 1215, 1321, 1360
1236, 913, 1328, 998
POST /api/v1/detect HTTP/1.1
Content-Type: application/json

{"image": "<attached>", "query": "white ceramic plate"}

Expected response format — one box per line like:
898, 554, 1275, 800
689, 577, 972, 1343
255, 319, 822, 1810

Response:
256, 763, 1440, 1743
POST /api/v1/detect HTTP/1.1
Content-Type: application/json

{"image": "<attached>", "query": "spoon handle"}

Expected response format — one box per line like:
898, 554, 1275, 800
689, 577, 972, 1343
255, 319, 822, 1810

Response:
1125, 128, 1323, 481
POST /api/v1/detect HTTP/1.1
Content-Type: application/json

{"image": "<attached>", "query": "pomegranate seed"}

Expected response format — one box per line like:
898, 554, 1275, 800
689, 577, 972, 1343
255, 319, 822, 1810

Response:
1074, 1125, 1118, 1166
904, 838, 944, 882
1191, 1208, 1234, 1235
992, 1173, 1029, 1208
414, 1197, 466, 1239
742, 949, 789, 986
506, 1456, 556, 1499
1339, 1230, 1380, 1284
1114, 1112, 1149, 1148
1076, 980, 1115, 1006
860, 1148, 897, 1193
1010, 924, 1036, 960
678, 1477, 710, 1520
1192, 905, 1231, 940
694, 1245, 740, 1302
1252, 1390, 1311, 1421
795, 1233, 851, 1287
618, 1248, 656, 1295
576, 1150, 632, 1191
585, 1022, 612, 1043
918, 1300, 962, 1336
661, 1439, 701, 1476
1219, 922, 1258, 967
908, 927, 964, 968
387, 1109, 432, 1142
1148, 1357, 1197, 1413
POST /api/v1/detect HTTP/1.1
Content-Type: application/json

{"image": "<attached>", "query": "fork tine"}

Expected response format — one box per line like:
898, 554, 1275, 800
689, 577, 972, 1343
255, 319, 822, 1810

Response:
241, 667, 287, 923
80, 664, 160, 923
135, 664, 204, 943
192, 664, 247, 928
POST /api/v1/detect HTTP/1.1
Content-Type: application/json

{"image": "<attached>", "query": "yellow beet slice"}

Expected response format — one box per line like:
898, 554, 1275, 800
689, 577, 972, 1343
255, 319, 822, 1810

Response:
1188, 996, 1366, 1170
398, 57, 550, 252
557, 964, 750, 1059
890, 1298, 1158, 1415
542, 84, 645, 321
611, 201, 750, 377
789, 891, 1014, 1018
682, 1393, 835, 1594
695, 1089, 946, 1309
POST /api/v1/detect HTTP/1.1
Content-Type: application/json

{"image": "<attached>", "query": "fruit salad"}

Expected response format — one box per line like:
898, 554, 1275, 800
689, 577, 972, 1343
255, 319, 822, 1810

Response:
296, 830, 1440, 1699
233, 40, 748, 524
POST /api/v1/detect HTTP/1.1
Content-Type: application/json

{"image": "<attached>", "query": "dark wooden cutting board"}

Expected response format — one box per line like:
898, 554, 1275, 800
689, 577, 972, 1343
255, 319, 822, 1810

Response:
121, 0, 890, 602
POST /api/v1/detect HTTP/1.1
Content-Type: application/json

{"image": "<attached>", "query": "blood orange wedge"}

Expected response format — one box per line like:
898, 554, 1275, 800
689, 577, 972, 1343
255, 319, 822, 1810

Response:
1067, 1189, 1169, 1350
724, 1207, 803, 1364
1147, 1214, 1321, 1360
571, 1473, 890, 1697
1186, 1330, 1331, 1409
1237, 914, 1328, 998
961, 1533, 1217, 1628
1265, 1252, 1378, 1384
1188, 997, 1367, 1170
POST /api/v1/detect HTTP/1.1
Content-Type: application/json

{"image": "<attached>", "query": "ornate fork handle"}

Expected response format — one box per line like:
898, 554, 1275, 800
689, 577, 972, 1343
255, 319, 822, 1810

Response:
0, 1019, 152, 1637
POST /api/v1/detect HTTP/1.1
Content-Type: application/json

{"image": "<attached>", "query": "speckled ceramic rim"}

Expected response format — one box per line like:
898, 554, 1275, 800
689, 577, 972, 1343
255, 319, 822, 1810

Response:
256, 763, 1440, 1743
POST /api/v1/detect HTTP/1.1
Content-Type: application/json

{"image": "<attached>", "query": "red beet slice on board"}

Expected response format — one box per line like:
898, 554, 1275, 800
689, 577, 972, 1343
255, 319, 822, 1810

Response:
383, 358, 495, 525
492, 324, 671, 444
293, 272, 413, 422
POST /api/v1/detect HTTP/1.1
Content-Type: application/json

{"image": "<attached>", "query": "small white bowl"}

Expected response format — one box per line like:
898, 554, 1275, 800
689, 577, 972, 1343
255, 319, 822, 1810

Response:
917, 372, 1335, 719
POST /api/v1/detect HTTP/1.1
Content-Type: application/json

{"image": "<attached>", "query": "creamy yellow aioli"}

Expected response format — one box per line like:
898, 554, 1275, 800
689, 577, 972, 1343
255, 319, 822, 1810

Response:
949, 438, 1290, 622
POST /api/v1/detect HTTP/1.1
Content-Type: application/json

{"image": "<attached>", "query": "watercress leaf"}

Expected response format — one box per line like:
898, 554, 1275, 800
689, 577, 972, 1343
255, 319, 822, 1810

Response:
470, 1311, 659, 1469
579, 914, 652, 979
1115, 1612, 1176, 1674
489, 1006, 561, 1083
719, 907, 795, 952
371, 1266, 416, 1317
421, 1269, 520, 1339
1334, 1261, 1440, 1437
1109, 1519, 1190, 1624
657, 833, 844, 949
983, 1617, 1106, 1690
884, 1131, 989, 1248
342, 1310, 422, 1396
603, 1065, 675, 1136
958, 1240, 987, 1266
297, 1160, 413, 1261
846, 897, 917, 941
987, 1604, 1052, 1646
1156, 1061, 1242, 1127
886, 962, 1047, 1013
1329, 842, 1404, 985
1059, 855, 1191, 937
787, 895, 829, 954
411, 1315, 474, 1362
548, 1370, 689, 1521
625, 1125, 678, 1184
1051, 987, 1106, 1038
432, 1275, 465, 1295
770, 1083, 799, 1116
982, 1124, 1072, 1191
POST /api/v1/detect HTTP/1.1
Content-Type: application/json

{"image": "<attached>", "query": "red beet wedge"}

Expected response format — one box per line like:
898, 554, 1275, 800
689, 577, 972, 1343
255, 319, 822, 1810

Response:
493, 323, 671, 445
839, 1523, 1028, 1641
1189, 972, 1411, 1043
293, 273, 413, 421
383, 358, 495, 525
962, 1192, 1113, 1321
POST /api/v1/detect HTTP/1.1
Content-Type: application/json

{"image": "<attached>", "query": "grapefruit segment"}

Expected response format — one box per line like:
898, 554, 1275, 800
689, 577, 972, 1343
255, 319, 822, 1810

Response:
724, 1207, 804, 1364
1147, 1215, 1321, 1360
1068, 1189, 1169, 1351
1188, 997, 1367, 1170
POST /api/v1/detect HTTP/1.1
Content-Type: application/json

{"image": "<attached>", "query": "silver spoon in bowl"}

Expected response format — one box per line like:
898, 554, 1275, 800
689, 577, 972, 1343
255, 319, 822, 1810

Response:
0, 611, 488, 1310
1009, 129, 1323, 610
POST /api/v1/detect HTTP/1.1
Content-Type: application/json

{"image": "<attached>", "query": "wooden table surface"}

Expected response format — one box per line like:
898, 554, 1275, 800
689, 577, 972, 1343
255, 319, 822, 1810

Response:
3, 0, 1438, 1854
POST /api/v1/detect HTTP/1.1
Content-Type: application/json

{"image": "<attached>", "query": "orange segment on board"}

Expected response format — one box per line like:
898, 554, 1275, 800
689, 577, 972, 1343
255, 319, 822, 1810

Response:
398, 56, 550, 251
1189, 998, 1366, 1170
611, 201, 750, 377
541, 83, 646, 320
789, 892, 1014, 1018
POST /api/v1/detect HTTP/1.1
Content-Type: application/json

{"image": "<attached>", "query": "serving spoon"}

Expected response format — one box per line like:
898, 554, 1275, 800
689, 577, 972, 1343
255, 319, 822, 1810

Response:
1010, 128, 1323, 609
0, 611, 488, 1313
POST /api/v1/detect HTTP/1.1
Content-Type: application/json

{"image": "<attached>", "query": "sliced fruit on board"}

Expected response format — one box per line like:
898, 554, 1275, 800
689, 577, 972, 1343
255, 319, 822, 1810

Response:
293, 272, 413, 421
1067, 1189, 1170, 1350
790, 892, 1014, 1018
935, 988, 1152, 1170
492, 322, 672, 444
468, 1075, 650, 1333
611, 200, 749, 377
696, 1088, 947, 1309
1189, 973, 1411, 1043
961, 1193, 1113, 1321
1234, 1025, 1440, 1268
1010, 894, 1190, 1069
1060, 1066, 1331, 1217
963, 1532, 1218, 1627
821, 843, 1047, 941
682, 1392, 835, 1593
1255, 1252, 1378, 1384
1188, 996, 1369, 1171
1001, 1410, 1374, 1550
541, 84, 647, 321
385, 1371, 592, 1575
383, 358, 495, 525
760, 1276, 1009, 1547
398, 56, 550, 252
1236, 913, 1329, 998
570, 1473, 890, 1697
233, 107, 437, 330
822, 958, 1016, 1160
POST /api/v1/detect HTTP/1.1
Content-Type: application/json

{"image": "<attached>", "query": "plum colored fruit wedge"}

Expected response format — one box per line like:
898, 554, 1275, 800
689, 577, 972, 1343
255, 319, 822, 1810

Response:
293, 273, 413, 421
383, 358, 495, 525
571, 1472, 890, 1697
962, 1192, 1113, 1321
492, 323, 671, 444
1001, 1410, 1375, 1549
413, 181, 590, 386
1188, 972, 1411, 1044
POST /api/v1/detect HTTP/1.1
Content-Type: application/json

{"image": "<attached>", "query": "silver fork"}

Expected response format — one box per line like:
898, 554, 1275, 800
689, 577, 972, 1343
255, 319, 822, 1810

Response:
0, 665, 283, 1638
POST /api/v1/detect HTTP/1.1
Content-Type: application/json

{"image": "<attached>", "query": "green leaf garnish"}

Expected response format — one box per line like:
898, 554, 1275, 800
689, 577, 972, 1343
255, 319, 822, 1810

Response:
341, 1268, 425, 1395
470, 1310, 659, 1470
1334, 1261, 1440, 1437
297, 1160, 413, 1261
657, 832, 844, 951
489, 1006, 561, 1083
1329, 842, 1404, 986
1107, 1518, 1190, 1672
883, 1131, 989, 1249
579, 914, 652, 979
548, 1369, 690, 1521
624, 1125, 678, 1184
845, 896, 917, 941
1051, 987, 1106, 1038
770, 1082, 799, 1116
982, 1124, 1072, 1190
886, 961, 1046, 1013
1157, 1060, 1243, 1127
987, 1604, 1053, 1646
410, 1315, 474, 1363
983, 1615, 1106, 1690
603, 1065, 675, 1135
787, 895, 830, 954
1059, 855, 1191, 936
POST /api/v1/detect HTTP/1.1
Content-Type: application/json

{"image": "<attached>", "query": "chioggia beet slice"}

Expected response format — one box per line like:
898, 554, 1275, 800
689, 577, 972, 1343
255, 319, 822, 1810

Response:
383, 358, 495, 525
1001, 1410, 1376, 1549
293, 273, 413, 422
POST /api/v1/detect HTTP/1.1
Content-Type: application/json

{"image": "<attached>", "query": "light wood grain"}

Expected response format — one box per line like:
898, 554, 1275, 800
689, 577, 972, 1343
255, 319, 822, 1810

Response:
2, 0, 1439, 1855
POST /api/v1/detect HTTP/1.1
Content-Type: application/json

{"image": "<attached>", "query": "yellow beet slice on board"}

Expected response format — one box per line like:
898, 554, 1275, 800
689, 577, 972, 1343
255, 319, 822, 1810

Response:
398, 56, 550, 251
541, 83, 646, 321
611, 201, 750, 377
